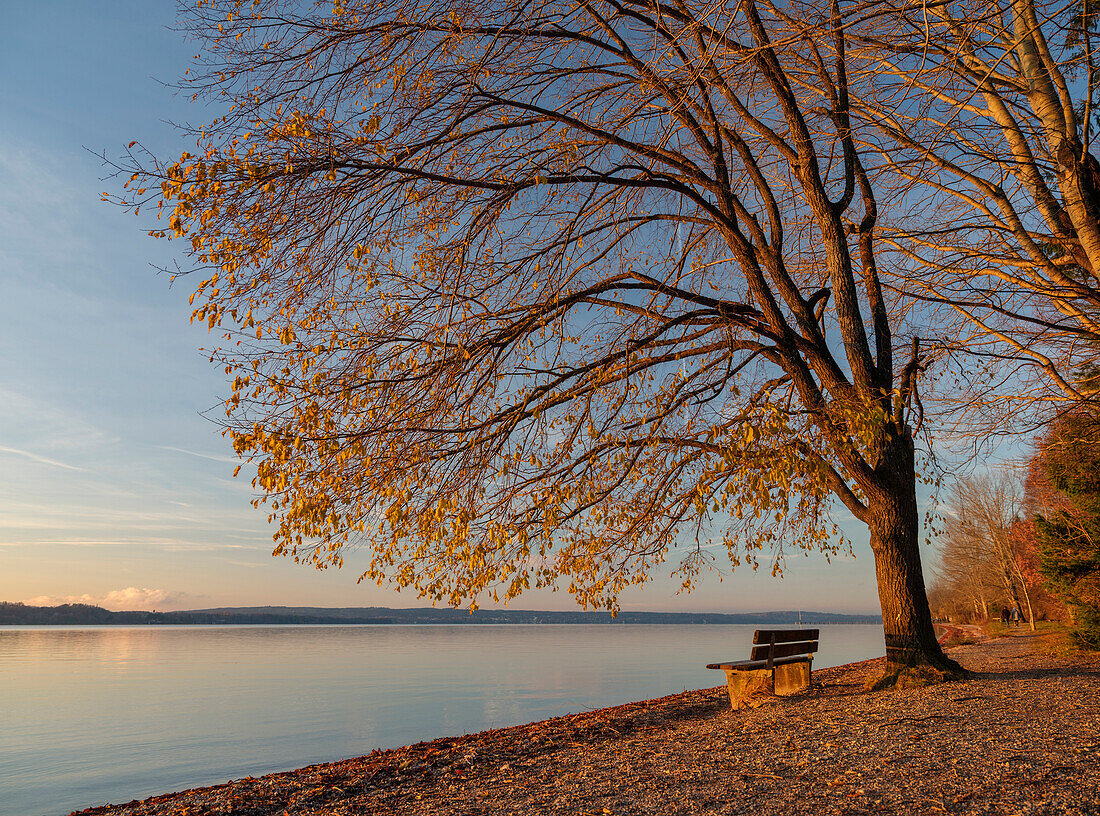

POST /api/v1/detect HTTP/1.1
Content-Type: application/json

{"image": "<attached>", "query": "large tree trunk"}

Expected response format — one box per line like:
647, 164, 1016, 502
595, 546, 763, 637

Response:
866, 432, 965, 685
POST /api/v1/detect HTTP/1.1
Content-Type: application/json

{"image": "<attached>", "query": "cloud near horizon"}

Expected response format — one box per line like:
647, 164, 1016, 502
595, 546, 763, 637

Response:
22, 586, 194, 611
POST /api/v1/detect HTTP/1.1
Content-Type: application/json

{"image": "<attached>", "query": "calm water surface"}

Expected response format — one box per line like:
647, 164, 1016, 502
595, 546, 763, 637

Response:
0, 624, 884, 816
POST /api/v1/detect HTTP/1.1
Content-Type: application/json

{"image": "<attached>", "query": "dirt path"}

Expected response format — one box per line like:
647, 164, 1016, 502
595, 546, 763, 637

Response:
934, 623, 988, 646
75, 634, 1100, 816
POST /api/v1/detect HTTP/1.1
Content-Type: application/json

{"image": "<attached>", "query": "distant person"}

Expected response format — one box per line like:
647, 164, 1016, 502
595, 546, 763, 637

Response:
1011, 607, 1020, 627
1001, 607, 1010, 625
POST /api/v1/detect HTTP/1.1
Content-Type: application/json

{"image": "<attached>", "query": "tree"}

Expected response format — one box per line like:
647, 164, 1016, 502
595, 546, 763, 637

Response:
1005, 515, 1071, 623
1032, 409, 1100, 646
847, 3, 1100, 642
933, 474, 1035, 628
932, 500, 995, 622
851, 0, 1100, 429
121, 0, 962, 682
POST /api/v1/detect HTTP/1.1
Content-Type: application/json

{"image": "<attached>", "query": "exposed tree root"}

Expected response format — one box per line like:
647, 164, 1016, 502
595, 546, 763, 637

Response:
864, 657, 969, 691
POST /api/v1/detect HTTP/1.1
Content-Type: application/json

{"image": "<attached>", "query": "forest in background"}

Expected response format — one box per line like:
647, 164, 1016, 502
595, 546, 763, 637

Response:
929, 409, 1100, 647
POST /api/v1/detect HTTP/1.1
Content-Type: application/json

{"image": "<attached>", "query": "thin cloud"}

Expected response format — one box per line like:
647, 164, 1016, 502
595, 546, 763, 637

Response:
0, 387, 113, 453
157, 541, 257, 552
0, 445, 85, 471
5, 538, 115, 547
221, 558, 264, 568
0, 507, 202, 531
159, 446, 240, 464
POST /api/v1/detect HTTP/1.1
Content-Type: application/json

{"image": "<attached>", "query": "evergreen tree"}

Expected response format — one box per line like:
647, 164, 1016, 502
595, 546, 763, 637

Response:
1034, 411, 1100, 648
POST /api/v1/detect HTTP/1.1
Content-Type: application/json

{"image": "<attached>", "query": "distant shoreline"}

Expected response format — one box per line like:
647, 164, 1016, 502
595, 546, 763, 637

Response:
0, 601, 881, 627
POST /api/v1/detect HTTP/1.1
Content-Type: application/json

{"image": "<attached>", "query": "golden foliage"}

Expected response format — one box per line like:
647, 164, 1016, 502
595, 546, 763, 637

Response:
123, 0, 945, 613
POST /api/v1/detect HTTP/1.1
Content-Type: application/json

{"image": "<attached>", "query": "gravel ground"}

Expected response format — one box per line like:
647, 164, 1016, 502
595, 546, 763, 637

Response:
73, 632, 1100, 816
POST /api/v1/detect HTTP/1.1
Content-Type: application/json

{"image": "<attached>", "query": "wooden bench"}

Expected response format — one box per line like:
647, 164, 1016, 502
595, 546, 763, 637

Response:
706, 629, 818, 709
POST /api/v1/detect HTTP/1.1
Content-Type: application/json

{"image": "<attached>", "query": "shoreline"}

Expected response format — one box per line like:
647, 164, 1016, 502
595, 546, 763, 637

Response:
0, 602, 882, 628
72, 634, 1099, 816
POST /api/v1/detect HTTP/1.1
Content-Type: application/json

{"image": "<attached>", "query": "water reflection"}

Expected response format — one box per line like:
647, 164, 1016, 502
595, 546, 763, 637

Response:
0, 624, 883, 816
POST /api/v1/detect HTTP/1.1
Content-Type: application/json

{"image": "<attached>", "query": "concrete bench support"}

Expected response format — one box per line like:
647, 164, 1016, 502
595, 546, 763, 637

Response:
722, 667, 770, 710
721, 660, 810, 709
773, 660, 811, 696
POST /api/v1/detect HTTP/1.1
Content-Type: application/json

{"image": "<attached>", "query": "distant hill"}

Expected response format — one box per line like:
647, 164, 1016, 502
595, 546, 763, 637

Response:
0, 602, 392, 626
1, 601, 880, 626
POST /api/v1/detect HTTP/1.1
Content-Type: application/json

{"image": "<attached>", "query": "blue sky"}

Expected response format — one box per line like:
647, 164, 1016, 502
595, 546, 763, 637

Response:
0, 1, 883, 613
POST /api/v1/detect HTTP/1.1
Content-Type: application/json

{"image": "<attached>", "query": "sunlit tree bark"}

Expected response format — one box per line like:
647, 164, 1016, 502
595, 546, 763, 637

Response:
119, 0, 963, 680
850, 0, 1100, 428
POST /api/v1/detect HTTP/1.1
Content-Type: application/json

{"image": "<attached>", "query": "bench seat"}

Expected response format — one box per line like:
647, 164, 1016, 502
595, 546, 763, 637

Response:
706, 654, 813, 671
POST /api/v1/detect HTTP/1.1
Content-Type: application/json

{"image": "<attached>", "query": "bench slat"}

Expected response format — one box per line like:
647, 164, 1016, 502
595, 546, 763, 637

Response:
706, 654, 812, 671
752, 628, 819, 644
749, 640, 817, 661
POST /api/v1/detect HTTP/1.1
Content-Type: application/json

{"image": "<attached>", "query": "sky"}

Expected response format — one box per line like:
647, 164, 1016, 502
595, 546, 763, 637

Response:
0, 1, 887, 614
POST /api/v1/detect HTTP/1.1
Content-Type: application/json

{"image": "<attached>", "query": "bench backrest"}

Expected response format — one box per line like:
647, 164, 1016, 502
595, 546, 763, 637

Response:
749, 629, 818, 667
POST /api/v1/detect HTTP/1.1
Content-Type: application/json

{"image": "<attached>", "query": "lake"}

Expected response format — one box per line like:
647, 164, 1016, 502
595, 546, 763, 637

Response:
0, 624, 884, 816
